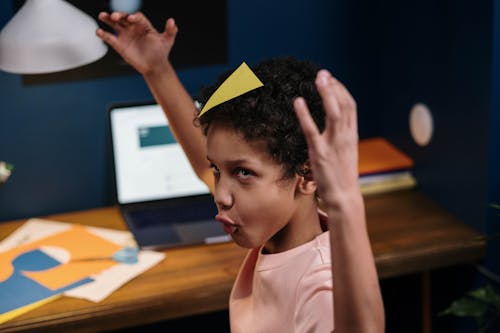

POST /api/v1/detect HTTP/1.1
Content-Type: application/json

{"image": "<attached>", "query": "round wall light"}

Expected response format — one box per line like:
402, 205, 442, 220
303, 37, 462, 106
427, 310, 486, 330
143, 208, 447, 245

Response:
409, 103, 434, 147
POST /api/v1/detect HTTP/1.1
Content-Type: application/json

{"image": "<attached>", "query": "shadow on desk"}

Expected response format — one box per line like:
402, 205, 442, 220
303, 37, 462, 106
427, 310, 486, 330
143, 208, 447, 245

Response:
107, 310, 229, 333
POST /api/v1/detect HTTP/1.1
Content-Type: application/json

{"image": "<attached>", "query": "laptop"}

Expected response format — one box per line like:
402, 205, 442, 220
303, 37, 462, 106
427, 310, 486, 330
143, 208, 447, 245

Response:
107, 101, 231, 250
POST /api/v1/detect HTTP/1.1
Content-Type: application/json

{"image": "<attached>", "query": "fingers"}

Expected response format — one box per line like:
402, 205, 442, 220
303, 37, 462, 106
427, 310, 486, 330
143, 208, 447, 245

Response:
294, 97, 320, 149
95, 27, 119, 49
98, 11, 147, 31
164, 18, 179, 41
97, 12, 114, 29
98, 11, 175, 41
98, 12, 127, 32
315, 70, 341, 126
127, 12, 148, 24
110, 11, 130, 22
315, 70, 357, 134
315, 70, 342, 132
294, 69, 358, 155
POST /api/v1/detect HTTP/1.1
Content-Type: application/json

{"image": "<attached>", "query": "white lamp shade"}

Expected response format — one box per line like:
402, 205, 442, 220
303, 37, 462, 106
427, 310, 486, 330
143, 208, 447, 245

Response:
0, 0, 108, 74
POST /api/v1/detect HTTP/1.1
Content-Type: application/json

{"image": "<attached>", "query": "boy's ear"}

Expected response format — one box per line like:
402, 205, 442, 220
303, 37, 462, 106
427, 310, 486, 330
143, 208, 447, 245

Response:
296, 163, 317, 195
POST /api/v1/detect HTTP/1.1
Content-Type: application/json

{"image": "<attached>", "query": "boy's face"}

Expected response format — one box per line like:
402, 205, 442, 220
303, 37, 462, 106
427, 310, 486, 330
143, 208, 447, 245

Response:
206, 123, 303, 251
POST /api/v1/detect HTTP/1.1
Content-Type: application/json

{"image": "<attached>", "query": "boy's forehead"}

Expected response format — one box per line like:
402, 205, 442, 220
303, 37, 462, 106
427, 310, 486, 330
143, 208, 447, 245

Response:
206, 124, 270, 160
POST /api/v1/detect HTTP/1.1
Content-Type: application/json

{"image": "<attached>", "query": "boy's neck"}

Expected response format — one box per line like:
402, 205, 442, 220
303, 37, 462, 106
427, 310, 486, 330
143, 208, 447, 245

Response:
263, 199, 322, 254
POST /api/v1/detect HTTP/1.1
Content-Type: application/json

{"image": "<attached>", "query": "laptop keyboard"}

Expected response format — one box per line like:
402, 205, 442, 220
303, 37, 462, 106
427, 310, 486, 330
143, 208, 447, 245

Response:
125, 201, 218, 228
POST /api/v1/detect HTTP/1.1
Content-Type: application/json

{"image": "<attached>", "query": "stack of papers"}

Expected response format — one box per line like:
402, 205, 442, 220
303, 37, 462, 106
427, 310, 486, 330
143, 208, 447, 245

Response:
0, 219, 166, 324
358, 137, 417, 195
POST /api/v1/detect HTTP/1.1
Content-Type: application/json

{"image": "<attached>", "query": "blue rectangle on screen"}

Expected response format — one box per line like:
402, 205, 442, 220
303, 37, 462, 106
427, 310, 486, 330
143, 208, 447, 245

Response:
139, 126, 176, 147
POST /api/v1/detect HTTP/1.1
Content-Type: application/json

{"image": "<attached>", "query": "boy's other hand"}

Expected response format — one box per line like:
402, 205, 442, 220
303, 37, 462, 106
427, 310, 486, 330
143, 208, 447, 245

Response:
96, 12, 178, 76
293, 70, 360, 206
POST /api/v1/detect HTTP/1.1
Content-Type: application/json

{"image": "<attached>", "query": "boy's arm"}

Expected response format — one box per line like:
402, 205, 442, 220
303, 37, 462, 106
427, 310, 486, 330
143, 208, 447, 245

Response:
143, 61, 214, 192
294, 70, 385, 332
96, 12, 213, 191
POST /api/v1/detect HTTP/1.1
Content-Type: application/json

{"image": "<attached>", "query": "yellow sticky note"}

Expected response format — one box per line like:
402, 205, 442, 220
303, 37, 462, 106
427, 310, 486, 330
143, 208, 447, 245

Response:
198, 62, 263, 117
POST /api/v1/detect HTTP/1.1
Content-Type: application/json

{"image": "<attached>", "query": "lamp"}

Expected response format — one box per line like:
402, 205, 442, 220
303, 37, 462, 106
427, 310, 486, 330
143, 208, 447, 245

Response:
0, 0, 107, 74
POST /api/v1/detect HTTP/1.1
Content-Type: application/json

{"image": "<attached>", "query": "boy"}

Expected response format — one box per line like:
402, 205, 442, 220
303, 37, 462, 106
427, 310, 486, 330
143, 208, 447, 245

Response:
97, 12, 384, 332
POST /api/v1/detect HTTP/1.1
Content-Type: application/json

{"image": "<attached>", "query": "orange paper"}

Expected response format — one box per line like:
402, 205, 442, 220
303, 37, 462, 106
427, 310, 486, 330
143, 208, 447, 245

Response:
358, 137, 414, 176
0, 225, 121, 290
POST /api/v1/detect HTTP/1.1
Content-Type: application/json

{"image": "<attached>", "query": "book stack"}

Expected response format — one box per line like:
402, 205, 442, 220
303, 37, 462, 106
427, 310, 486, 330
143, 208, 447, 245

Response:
358, 137, 417, 195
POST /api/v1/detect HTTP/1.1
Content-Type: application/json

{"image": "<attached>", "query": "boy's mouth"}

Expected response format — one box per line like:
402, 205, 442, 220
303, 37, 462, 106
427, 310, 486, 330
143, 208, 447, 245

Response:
215, 214, 237, 234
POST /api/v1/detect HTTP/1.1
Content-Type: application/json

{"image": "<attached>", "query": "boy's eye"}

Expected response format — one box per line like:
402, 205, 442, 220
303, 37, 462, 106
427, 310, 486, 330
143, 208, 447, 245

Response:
210, 163, 220, 176
235, 168, 253, 179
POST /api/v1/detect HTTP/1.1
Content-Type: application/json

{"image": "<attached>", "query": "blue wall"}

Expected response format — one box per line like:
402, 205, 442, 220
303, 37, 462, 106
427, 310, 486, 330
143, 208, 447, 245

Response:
334, 0, 499, 240
0, 0, 344, 221
372, 0, 500, 275
377, 1, 493, 231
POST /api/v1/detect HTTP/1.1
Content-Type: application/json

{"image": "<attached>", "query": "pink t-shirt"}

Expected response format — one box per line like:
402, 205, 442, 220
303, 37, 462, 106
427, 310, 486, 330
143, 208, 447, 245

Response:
229, 221, 333, 333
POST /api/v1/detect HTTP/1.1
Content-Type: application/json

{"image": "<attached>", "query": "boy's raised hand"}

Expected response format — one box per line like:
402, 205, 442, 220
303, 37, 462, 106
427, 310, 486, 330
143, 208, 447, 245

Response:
295, 70, 385, 333
96, 12, 178, 75
293, 70, 360, 206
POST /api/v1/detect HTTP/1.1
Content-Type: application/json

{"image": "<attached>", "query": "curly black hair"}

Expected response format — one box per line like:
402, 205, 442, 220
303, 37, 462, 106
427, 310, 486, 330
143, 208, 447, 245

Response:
196, 57, 325, 179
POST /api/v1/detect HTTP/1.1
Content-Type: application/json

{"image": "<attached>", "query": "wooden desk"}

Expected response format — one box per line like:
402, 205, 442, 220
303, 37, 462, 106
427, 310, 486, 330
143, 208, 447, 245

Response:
0, 189, 486, 333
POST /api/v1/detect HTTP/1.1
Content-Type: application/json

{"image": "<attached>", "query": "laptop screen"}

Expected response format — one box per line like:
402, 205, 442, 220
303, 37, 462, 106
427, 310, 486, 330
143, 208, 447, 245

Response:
109, 102, 210, 205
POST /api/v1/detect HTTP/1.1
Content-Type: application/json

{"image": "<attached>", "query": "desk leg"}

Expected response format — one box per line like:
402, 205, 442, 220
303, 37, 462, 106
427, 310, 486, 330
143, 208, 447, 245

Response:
422, 271, 431, 333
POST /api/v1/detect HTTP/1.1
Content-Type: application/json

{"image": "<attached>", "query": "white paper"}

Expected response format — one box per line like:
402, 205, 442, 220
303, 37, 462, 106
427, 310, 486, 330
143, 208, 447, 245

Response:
64, 251, 165, 302
0, 218, 72, 252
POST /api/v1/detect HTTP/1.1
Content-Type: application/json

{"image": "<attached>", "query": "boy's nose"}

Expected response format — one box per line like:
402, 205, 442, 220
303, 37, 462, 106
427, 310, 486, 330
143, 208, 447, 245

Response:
213, 180, 233, 211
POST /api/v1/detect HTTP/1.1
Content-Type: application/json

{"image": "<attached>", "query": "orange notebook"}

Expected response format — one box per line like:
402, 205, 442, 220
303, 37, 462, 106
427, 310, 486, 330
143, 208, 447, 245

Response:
358, 137, 414, 176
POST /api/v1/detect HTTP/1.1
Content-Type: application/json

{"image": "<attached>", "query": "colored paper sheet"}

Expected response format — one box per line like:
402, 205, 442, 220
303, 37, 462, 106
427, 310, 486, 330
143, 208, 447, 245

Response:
198, 62, 264, 117
0, 225, 121, 289
358, 137, 414, 176
0, 248, 93, 316
0, 224, 121, 318
0, 218, 166, 323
